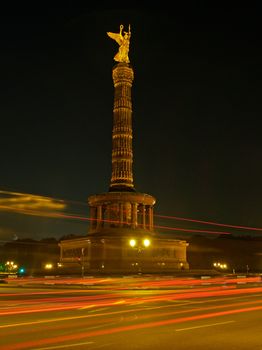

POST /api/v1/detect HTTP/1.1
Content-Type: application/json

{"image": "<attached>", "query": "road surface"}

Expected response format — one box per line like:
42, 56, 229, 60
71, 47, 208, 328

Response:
0, 275, 262, 349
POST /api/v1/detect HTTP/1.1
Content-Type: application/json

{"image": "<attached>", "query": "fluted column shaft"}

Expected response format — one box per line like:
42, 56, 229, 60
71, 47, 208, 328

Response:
110, 63, 134, 191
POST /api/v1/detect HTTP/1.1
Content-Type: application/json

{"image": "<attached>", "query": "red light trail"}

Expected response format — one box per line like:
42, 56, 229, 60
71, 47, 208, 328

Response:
1, 190, 262, 236
4, 301, 262, 350
1, 284, 262, 317
155, 213, 262, 232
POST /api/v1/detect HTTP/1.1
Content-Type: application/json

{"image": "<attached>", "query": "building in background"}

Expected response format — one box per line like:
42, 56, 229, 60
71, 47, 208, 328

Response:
59, 25, 189, 274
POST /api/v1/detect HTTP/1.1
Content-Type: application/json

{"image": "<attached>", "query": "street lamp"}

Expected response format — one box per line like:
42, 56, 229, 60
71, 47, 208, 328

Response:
129, 239, 137, 247
5, 261, 18, 272
213, 262, 228, 270
129, 238, 151, 272
129, 238, 151, 251
81, 248, 85, 278
44, 263, 53, 270
143, 238, 151, 247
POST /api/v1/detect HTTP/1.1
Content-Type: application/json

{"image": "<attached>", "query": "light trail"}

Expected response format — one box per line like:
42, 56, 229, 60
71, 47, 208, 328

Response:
35, 341, 95, 349
155, 213, 262, 232
175, 320, 236, 331
153, 224, 231, 235
0, 190, 78, 206
3, 275, 261, 290
1, 285, 262, 317
2, 189, 262, 235
4, 302, 262, 350
0, 204, 232, 235
103, 205, 262, 233
2, 297, 262, 341
135, 276, 261, 288
0, 299, 248, 330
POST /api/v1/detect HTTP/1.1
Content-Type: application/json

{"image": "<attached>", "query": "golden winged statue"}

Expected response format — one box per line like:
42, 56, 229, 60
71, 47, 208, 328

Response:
107, 24, 131, 63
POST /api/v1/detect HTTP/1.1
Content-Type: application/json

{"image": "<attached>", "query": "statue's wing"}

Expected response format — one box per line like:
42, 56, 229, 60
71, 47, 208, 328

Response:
107, 32, 122, 46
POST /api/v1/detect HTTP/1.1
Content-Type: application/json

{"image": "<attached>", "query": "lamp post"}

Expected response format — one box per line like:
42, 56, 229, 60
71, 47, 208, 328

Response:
5, 261, 18, 273
213, 262, 228, 271
129, 238, 151, 252
44, 263, 53, 270
129, 238, 151, 272
81, 248, 85, 278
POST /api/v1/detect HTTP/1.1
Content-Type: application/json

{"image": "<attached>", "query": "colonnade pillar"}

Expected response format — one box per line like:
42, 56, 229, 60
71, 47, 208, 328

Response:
97, 205, 102, 229
90, 207, 96, 230
88, 198, 155, 233
119, 203, 124, 226
132, 203, 138, 228
148, 206, 153, 230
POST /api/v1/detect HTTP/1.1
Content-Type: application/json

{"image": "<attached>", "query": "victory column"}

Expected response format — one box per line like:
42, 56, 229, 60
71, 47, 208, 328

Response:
59, 25, 188, 273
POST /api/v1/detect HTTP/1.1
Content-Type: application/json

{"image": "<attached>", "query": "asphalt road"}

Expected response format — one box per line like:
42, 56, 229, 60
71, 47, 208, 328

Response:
0, 275, 262, 349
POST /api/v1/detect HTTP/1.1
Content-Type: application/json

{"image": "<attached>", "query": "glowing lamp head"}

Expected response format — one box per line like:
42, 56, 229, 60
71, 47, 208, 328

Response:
45, 263, 53, 270
129, 239, 137, 247
143, 238, 151, 247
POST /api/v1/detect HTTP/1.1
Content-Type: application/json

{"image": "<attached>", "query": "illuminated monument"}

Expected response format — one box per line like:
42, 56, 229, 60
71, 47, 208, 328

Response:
59, 25, 189, 273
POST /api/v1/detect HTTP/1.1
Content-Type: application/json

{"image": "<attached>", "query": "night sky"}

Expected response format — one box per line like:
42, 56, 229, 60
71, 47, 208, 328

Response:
1, 3, 262, 241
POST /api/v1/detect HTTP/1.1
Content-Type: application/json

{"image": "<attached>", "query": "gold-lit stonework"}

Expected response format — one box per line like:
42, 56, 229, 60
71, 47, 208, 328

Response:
110, 63, 134, 190
59, 25, 189, 274
88, 192, 155, 233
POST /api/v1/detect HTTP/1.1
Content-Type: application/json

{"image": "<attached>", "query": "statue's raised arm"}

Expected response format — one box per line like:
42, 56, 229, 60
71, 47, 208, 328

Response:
107, 24, 131, 64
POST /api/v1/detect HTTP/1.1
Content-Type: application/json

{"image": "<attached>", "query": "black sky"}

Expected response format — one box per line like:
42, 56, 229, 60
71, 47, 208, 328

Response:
1, 3, 262, 240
